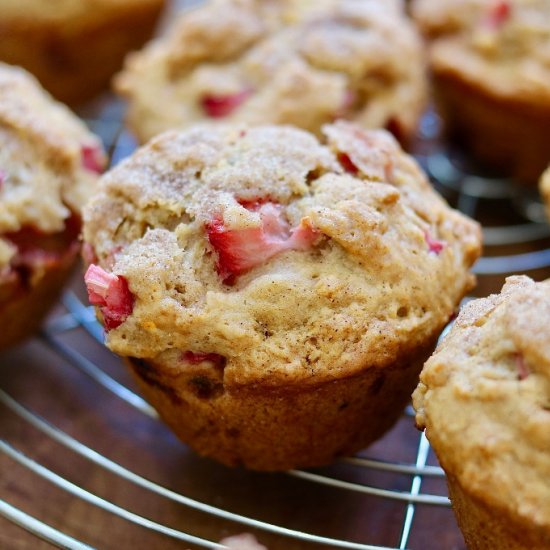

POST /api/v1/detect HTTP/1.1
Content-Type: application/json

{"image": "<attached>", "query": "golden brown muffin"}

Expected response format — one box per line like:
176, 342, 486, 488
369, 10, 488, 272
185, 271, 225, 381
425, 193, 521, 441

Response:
82, 121, 480, 470
540, 166, 550, 221
0, 63, 105, 350
115, 0, 427, 146
0, 0, 166, 105
412, 0, 550, 183
414, 276, 550, 550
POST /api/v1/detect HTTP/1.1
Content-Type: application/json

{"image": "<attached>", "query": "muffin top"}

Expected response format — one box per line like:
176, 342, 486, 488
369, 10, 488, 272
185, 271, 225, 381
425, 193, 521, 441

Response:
414, 276, 550, 530
412, 0, 550, 103
83, 121, 480, 386
115, 0, 426, 143
541, 167, 550, 221
0, 63, 104, 269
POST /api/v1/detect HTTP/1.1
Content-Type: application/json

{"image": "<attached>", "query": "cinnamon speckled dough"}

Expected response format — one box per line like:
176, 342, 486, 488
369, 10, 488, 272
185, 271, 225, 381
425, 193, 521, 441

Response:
541, 167, 550, 221
0, 63, 104, 348
0, 0, 166, 104
115, 0, 427, 144
83, 121, 480, 470
412, 0, 550, 182
414, 276, 550, 550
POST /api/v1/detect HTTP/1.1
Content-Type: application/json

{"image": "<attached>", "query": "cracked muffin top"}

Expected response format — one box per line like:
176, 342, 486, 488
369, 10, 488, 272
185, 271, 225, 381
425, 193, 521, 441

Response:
115, 0, 426, 143
412, 0, 550, 102
414, 276, 550, 531
0, 63, 104, 269
82, 121, 480, 387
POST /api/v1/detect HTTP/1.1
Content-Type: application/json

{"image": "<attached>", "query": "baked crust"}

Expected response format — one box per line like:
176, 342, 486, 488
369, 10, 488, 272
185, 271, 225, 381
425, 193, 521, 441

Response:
414, 276, 550, 548
83, 121, 480, 469
115, 0, 427, 144
0, 64, 104, 349
0, 0, 166, 104
412, 0, 550, 182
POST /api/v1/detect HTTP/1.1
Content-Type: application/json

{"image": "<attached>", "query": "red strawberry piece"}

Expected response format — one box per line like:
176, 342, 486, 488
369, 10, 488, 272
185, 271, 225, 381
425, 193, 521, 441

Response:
515, 353, 530, 380
201, 89, 252, 118
485, 1, 511, 27
337, 152, 359, 175
81, 143, 105, 174
84, 264, 134, 330
4, 213, 81, 270
207, 202, 320, 284
182, 351, 226, 368
424, 230, 446, 255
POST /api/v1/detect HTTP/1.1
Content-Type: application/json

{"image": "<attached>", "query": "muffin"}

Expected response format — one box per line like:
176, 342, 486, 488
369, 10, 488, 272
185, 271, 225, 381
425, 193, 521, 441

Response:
115, 0, 427, 145
414, 276, 550, 550
412, 0, 550, 183
82, 121, 480, 471
0, 0, 166, 105
0, 63, 105, 350
540, 166, 550, 221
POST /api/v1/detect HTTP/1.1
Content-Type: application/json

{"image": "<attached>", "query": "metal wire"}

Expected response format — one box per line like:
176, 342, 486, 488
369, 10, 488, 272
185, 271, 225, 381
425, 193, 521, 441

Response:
1, 98, 550, 549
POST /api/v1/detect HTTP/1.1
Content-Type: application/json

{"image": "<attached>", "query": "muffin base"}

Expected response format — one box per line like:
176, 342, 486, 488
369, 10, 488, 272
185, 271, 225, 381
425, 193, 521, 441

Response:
126, 338, 438, 471
446, 473, 550, 550
0, 1, 165, 105
433, 72, 550, 184
0, 239, 79, 351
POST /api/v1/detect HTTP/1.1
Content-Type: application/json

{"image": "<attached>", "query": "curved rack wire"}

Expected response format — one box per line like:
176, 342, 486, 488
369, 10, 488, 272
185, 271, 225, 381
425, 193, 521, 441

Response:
1, 100, 549, 550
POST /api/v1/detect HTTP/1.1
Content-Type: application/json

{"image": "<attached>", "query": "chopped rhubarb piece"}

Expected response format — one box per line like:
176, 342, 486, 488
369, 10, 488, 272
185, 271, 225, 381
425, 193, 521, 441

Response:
0, 169, 4, 190
485, 1, 511, 27
337, 152, 359, 175
201, 89, 252, 118
424, 230, 446, 255
516, 354, 530, 380
182, 351, 226, 368
207, 202, 320, 284
81, 143, 104, 174
84, 264, 134, 330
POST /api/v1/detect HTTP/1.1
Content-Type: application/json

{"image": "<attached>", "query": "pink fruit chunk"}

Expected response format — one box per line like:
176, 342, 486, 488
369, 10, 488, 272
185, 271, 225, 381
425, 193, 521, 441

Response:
516, 354, 530, 380
0, 169, 4, 190
84, 264, 134, 330
81, 143, 105, 174
201, 89, 252, 118
485, 1, 511, 27
207, 202, 320, 284
424, 230, 446, 255
337, 152, 359, 175
182, 351, 226, 368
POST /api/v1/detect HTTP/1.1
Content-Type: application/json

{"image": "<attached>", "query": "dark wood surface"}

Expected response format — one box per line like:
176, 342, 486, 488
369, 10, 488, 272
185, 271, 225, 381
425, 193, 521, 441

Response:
0, 294, 468, 549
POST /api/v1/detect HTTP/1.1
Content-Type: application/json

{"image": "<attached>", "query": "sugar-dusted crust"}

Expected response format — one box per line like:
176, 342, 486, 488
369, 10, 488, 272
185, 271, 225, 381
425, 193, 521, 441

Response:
0, 63, 104, 349
414, 276, 550, 549
412, 0, 550, 182
0, 0, 166, 104
83, 121, 480, 469
115, 0, 426, 144
541, 167, 550, 222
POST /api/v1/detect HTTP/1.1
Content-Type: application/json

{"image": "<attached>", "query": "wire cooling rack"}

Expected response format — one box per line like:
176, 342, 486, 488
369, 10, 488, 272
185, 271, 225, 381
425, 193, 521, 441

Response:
1, 97, 549, 550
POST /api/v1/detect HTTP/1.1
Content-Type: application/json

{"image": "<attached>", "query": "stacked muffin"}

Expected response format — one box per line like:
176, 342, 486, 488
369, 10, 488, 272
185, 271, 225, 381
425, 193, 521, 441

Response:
0, 0, 167, 104
82, 120, 481, 470
115, 0, 427, 144
0, 63, 105, 349
412, 0, 550, 182
414, 276, 550, 549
